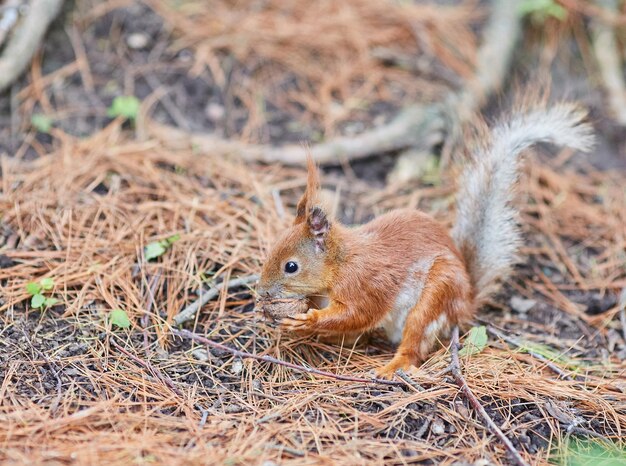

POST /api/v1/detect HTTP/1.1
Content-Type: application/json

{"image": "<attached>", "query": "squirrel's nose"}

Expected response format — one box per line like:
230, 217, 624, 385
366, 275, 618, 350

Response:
257, 284, 279, 298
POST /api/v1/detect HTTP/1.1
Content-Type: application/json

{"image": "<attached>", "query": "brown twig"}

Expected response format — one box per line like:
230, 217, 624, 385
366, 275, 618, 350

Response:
173, 274, 259, 325
395, 369, 425, 392
0, 0, 65, 92
449, 326, 529, 466
109, 336, 183, 397
171, 328, 403, 387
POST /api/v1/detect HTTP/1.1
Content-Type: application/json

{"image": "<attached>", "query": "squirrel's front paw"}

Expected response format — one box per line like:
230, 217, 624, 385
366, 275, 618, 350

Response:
280, 310, 318, 332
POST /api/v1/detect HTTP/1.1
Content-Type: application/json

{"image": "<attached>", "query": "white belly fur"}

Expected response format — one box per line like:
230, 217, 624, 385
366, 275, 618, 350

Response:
379, 257, 434, 344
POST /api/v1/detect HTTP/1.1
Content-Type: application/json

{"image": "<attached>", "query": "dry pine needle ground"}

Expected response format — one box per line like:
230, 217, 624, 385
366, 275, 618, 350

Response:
0, 118, 624, 465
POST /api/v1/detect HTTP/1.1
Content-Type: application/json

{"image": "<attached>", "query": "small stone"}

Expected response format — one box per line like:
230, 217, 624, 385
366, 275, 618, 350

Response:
127, 33, 149, 50
431, 417, 445, 435
474, 460, 491, 466
387, 149, 438, 185
510, 296, 536, 313
223, 403, 244, 414
252, 379, 263, 392
205, 103, 225, 121
231, 359, 243, 375
192, 349, 209, 361
454, 401, 470, 419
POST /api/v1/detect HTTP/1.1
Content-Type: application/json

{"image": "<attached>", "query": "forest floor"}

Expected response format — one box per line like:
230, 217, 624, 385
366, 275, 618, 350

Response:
0, 1, 625, 465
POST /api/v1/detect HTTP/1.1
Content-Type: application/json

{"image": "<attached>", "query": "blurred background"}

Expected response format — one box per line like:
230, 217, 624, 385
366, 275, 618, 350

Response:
1, 0, 625, 173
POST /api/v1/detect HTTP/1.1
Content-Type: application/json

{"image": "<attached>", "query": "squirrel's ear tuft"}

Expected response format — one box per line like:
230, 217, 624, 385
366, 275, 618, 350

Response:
308, 206, 330, 252
294, 153, 320, 225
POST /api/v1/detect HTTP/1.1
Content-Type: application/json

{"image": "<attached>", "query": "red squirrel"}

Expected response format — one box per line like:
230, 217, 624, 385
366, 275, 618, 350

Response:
256, 104, 594, 379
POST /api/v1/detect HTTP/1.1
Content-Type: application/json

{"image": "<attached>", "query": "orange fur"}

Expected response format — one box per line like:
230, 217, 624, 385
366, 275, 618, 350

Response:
258, 161, 474, 378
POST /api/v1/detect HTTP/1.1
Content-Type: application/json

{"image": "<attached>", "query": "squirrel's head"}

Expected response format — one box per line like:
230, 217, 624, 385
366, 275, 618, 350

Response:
257, 156, 333, 302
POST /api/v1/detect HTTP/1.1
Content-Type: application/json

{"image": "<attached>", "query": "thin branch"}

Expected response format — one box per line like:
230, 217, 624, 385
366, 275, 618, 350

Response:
395, 368, 425, 392
0, 1, 22, 50
173, 274, 259, 326
449, 326, 529, 466
171, 328, 403, 387
0, 0, 65, 92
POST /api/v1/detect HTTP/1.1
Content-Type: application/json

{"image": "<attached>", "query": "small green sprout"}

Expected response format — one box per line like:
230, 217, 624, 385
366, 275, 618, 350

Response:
144, 234, 181, 261
518, 0, 567, 23
109, 308, 131, 329
107, 96, 140, 122
25, 277, 59, 309
459, 326, 488, 357
31, 114, 53, 133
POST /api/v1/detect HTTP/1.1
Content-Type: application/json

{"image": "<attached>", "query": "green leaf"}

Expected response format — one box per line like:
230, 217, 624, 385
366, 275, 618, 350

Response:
31, 293, 46, 309
26, 282, 42, 296
107, 96, 140, 121
459, 326, 488, 357
109, 309, 131, 329
144, 241, 167, 261
165, 233, 180, 245
40, 277, 55, 290
44, 297, 59, 307
553, 437, 626, 466
518, 0, 567, 21
31, 114, 52, 133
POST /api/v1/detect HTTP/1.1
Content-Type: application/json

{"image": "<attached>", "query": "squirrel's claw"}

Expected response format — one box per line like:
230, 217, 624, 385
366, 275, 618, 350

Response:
281, 310, 317, 332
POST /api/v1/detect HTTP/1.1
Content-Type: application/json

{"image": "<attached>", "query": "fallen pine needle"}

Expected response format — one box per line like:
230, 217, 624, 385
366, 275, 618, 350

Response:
171, 327, 404, 387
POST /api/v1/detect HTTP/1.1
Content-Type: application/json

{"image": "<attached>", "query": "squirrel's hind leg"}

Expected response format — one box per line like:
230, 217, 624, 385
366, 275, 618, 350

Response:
375, 257, 471, 379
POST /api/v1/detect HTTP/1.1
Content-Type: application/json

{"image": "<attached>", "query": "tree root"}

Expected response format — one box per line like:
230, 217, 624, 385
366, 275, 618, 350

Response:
0, 0, 64, 93
149, 0, 521, 166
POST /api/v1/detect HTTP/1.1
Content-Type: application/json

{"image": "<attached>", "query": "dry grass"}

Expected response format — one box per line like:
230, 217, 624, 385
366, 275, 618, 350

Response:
0, 117, 625, 465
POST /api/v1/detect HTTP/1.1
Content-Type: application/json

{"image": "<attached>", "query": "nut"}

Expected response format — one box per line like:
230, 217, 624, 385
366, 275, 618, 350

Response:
256, 297, 309, 321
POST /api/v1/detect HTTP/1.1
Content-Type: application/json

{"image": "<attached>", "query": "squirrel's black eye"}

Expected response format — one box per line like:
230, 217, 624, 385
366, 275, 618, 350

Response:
284, 261, 299, 274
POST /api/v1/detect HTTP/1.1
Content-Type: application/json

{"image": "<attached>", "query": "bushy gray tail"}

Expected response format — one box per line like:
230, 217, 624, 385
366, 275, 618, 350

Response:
451, 104, 594, 305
